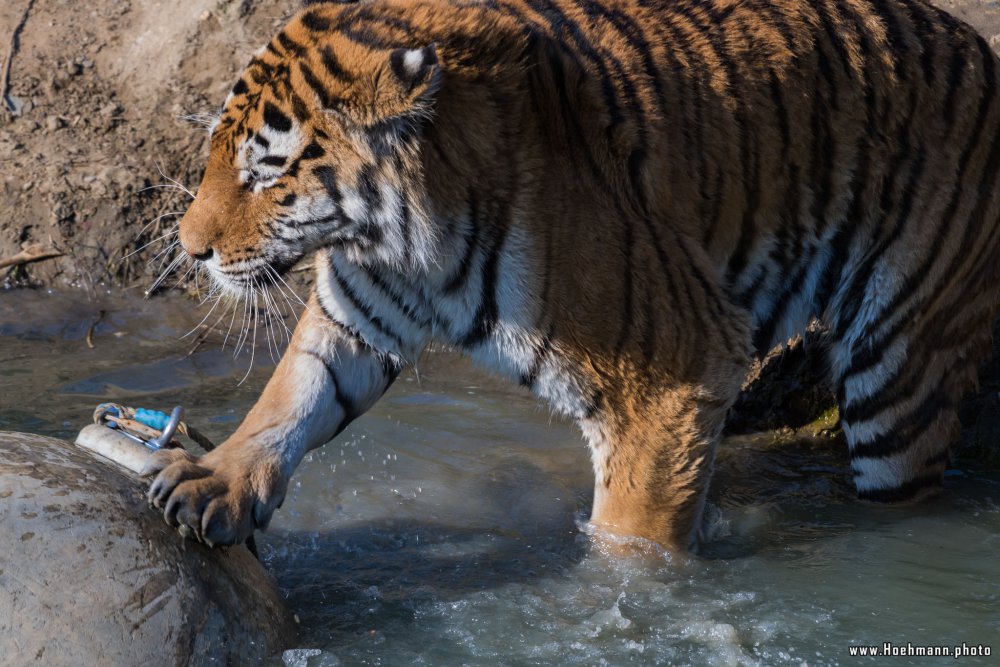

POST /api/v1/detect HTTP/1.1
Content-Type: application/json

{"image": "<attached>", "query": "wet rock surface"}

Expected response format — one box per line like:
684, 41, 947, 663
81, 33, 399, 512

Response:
0, 431, 296, 666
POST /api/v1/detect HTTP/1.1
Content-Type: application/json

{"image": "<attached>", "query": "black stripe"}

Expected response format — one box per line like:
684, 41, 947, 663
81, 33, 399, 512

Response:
519, 0, 626, 141
813, 0, 853, 82
231, 78, 249, 97
856, 471, 942, 502
362, 267, 434, 329
808, 34, 841, 235
263, 102, 293, 132
670, 8, 750, 281
329, 261, 405, 347
400, 194, 412, 257
300, 141, 325, 161
319, 45, 351, 82
277, 31, 306, 57
356, 163, 381, 210
752, 241, 817, 354
674, 234, 737, 353
645, 12, 708, 231
943, 41, 969, 126
902, 0, 937, 85
277, 193, 297, 207
290, 92, 311, 123
752, 0, 797, 52
584, 389, 604, 420
769, 70, 791, 160
723, 23, 767, 283
460, 200, 510, 348
614, 218, 635, 358
851, 392, 953, 460
443, 192, 479, 294
585, 2, 668, 112
639, 279, 658, 365
733, 264, 767, 311
868, 0, 910, 80
259, 155, 287, 168
520, 327, 555, 388
300, 9, 333, 33
813, 1, 876, 315
839, 362, 907, 425
313, 165, 343, 206
298, 62, 336, 108
302, 349, 358, 424
343, 8, 418, 45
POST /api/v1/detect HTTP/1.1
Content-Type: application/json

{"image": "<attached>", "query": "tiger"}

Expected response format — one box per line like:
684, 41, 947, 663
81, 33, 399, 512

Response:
145, 0, 1000, 552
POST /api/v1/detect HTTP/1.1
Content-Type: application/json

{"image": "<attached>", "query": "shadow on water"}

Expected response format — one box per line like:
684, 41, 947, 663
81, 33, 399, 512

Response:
259, 454, 594, 645
262, 518, 589, 634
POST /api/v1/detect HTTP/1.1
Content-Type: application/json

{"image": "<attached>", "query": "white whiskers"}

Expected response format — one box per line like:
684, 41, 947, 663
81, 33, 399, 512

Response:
132, 166, 307, 385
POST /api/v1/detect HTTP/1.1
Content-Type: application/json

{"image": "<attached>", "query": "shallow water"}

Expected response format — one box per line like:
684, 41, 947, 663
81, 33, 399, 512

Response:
2, 289, 998, 666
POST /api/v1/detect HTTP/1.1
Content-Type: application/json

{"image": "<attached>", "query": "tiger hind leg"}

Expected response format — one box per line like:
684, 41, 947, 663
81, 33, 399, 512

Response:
830, 286, 997, 503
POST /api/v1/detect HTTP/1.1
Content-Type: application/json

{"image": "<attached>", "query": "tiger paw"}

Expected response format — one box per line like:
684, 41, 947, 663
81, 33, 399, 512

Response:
144, 445, 286, 547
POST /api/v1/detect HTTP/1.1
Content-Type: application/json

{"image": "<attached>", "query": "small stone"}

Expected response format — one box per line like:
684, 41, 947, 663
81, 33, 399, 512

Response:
21, 181, 34, 192
45, 115, 64, 132
99, 102, 120, 118
66, 62, 83, 77
199, 9, 212, 21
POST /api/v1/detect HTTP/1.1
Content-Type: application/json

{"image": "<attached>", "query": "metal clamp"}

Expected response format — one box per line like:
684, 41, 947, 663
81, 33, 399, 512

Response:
147, 406, 184, 451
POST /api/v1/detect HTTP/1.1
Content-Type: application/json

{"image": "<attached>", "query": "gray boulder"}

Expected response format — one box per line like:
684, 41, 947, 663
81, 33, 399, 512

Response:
0, 431, 296, 666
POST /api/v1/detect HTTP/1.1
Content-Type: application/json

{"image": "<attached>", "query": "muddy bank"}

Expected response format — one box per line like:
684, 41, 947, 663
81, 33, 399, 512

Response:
1, 0, 303, 291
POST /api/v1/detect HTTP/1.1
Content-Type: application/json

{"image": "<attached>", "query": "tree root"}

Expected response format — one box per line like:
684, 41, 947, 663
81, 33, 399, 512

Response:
0, 243, 64, 270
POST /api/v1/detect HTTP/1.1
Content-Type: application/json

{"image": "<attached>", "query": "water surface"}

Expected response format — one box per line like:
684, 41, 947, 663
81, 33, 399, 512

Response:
1, 289, 998, 666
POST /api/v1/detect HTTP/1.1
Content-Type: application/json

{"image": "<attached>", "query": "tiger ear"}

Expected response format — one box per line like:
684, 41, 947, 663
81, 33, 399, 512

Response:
374, 44, 441, 120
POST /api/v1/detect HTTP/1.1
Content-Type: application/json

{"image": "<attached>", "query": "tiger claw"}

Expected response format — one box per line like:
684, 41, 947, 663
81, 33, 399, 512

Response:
144, 443, 287, 547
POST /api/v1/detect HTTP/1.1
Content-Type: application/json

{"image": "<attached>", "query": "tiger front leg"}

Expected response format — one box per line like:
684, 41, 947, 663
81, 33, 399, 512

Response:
586, 383, 735, 552
145, 296, 400, 546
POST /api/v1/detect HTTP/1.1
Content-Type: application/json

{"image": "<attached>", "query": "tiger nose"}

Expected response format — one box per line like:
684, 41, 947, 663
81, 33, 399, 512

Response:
179, 233, 215, 262
186, 246, 214, 262
178, 211, 219, 262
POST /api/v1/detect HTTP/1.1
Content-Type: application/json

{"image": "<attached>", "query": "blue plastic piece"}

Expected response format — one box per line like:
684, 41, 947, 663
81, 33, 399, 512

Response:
135, 408, 171, 431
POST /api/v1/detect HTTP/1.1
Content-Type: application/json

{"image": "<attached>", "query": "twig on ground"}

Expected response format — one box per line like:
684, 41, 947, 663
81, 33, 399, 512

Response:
0, 243, 63, 270
1, 0, 36, 117
86, 310, 106, 350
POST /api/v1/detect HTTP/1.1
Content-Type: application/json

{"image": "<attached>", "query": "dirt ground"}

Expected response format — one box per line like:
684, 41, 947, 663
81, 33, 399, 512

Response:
0, 0, 305, 289
1, 0, 999, 458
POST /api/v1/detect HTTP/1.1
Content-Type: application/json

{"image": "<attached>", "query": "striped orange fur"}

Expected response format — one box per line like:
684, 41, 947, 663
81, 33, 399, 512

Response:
148, 0, 1000, 551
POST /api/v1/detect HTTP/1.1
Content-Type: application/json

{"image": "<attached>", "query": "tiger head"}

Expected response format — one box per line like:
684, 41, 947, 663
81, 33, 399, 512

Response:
178, 9, 442, 294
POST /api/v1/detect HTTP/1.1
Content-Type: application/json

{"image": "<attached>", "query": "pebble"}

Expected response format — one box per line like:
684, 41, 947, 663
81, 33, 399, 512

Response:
45, 115, 64, 132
